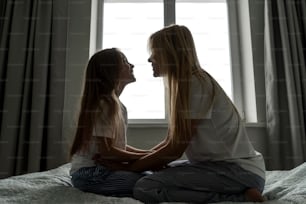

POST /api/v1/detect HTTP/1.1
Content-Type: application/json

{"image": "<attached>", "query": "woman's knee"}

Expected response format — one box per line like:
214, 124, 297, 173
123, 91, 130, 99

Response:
133, 177, 163, 201
134, 177, 155, 194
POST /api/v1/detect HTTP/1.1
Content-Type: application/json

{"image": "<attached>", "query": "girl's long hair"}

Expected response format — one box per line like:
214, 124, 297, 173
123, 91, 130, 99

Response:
70, 48, 123, 157
148, 25, 214, 144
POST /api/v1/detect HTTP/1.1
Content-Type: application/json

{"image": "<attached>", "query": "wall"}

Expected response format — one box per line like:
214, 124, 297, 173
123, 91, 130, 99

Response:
247, 0, 268, 158
248, 0, 266, 124
62, 0, 91, 156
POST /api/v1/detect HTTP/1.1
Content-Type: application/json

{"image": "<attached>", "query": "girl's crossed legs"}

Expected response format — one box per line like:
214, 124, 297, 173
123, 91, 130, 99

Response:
71, 165, 145, 197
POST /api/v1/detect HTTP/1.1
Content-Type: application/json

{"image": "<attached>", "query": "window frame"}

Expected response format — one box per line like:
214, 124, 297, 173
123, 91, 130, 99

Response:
91, 0, 258, 125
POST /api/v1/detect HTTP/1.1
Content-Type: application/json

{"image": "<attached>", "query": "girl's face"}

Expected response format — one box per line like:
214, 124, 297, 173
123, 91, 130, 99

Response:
118, 53, 136, 85
148, 51, 161, 77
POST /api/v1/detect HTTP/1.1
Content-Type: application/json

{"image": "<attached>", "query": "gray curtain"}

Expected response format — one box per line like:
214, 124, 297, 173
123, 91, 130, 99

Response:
264, 0, 306, 170
0, 1, 68, 178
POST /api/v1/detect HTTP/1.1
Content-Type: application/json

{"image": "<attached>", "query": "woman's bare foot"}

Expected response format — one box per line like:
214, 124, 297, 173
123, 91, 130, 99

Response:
245, 188, 265, 202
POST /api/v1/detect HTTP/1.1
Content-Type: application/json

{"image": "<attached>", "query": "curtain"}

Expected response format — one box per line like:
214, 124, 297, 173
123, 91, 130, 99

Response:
264, 0, 306, 170
0, 0, 68, 178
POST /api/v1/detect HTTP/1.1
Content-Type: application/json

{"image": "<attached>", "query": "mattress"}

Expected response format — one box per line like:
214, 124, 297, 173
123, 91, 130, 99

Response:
0, 162, 306, 204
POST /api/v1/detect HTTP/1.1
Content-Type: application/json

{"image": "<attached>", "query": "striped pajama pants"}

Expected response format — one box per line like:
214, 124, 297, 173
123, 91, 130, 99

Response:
71, 165, 146, 197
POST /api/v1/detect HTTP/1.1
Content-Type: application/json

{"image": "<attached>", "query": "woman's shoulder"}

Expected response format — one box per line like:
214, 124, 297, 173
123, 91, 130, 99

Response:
190, 73, 214, 97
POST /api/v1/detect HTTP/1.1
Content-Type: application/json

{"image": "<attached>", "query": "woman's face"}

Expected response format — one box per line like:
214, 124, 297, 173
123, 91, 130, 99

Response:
148, 51, 161, 77
118, 53, 136, 85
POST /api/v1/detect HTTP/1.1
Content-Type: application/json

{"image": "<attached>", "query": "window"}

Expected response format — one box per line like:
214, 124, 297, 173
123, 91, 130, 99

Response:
93, 0, 235, 122
176, 1, 232, 99
102, 0, 165, 121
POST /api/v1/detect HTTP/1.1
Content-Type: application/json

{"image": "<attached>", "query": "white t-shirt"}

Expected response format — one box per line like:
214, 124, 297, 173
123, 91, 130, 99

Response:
185, 73, 266, 179
70, 100, 127, 175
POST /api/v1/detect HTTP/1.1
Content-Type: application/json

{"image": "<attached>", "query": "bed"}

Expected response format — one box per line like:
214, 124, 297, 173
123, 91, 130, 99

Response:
0, 162, 305, 204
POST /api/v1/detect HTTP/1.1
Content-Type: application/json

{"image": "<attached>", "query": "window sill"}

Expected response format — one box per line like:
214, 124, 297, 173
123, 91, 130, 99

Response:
127, 121, 266, 128
128, 120, 168, 128
245, 122, 266, 128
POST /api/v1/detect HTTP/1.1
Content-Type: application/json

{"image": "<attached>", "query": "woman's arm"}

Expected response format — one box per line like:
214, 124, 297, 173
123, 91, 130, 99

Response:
128, 140, 185, 172
128, 119, 200, 172
126, 145, 153, 153
149, 139, 168, 151
126, 130, 171, 153
149, 132, 171, 151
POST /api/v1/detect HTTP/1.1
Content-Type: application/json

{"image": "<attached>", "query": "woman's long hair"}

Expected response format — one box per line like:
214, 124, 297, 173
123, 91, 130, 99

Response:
148, 25, 214, 144
70, 48, 123, 157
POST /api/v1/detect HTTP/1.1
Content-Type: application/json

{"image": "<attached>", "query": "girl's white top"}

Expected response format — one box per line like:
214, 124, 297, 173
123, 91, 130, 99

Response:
70, 101, 127, 175
185, 73, 266, 179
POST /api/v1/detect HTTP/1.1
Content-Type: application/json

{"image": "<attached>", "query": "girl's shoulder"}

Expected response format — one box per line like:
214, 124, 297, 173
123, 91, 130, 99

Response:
96, 99, 111, 118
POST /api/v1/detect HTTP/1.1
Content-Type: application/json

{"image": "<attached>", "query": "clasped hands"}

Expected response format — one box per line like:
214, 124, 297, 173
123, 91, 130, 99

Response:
92, 153, 169, 172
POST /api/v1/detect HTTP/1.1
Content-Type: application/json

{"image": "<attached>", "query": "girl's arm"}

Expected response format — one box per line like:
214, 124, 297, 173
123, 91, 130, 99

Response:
94, 139, 179, 172
96, 120, 199, 171
94, 137, 147, 163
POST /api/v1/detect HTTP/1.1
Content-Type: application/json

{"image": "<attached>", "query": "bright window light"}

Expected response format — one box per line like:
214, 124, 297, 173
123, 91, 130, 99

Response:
176, 1, 232, 99
102, 0, 231, 120
103, 1, 164, 119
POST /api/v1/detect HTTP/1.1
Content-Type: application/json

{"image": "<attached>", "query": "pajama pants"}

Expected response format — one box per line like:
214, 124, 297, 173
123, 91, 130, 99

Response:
71, 165, 145, 197
133, 160, 265, 203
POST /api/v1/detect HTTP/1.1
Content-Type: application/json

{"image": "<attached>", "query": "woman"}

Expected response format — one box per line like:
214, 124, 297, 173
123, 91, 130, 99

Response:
129, 25, 266, 203
69, 48, 150, 197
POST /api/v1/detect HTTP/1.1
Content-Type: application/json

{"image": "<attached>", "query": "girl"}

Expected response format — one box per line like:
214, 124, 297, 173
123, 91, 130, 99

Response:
69, 48, 150, 197
97, 25, 266, 203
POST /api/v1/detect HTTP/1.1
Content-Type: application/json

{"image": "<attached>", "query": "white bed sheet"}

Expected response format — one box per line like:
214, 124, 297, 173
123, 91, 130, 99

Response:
0, 162, 306, 204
